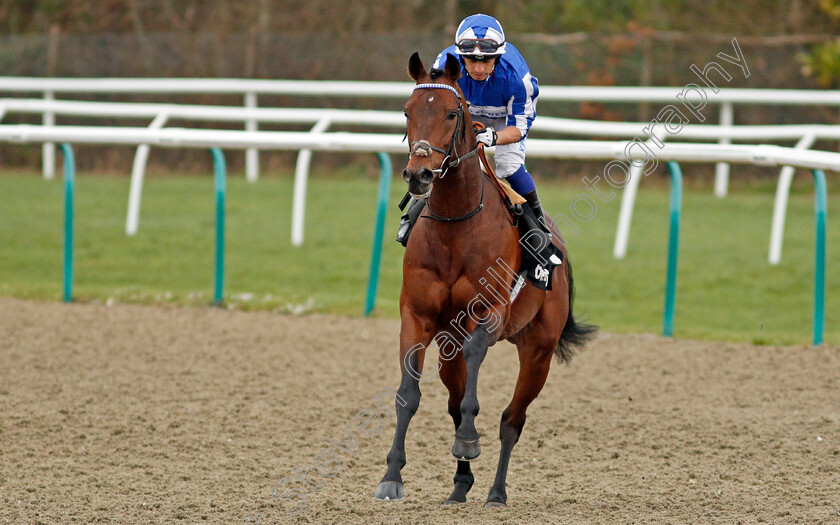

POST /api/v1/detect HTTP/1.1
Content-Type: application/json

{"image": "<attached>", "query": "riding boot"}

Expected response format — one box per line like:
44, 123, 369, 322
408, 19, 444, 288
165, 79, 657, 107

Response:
396, 197, 426, 247
517, 187, 563, 289
522, 189, 551, 236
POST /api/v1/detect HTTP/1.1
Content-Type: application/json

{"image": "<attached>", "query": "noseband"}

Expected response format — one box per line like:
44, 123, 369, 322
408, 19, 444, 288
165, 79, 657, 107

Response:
408, 82, 484, 222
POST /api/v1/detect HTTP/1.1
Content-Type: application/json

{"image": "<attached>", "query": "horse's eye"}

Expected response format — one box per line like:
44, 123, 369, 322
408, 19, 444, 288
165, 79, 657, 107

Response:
447, 110, 458, 120
403, 111, 409, 119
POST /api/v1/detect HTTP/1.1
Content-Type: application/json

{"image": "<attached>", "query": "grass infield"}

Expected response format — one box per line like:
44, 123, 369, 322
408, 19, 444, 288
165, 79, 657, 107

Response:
1, 168, 837, 345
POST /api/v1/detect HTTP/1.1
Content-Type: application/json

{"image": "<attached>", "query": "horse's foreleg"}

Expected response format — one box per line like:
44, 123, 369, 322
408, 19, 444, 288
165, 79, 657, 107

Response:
485, 344, 553, 508
451, 326, 491, 461
375, 312, 434, 501
439, 355, 474, 504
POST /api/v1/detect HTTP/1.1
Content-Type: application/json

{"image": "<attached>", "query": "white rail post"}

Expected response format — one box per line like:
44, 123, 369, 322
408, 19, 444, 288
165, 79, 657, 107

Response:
714, 101, 733, 198
245, 91, 259, 182
291, 117, 332, 246
125, 112, 169, 235
768, 133, 817, 265
613, 162, 645, 259
613, 132, 665, 259
42, 90, 55, 179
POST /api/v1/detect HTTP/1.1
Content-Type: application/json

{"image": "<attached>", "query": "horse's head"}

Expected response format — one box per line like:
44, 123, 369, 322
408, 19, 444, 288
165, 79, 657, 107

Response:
403, 52, 472, 198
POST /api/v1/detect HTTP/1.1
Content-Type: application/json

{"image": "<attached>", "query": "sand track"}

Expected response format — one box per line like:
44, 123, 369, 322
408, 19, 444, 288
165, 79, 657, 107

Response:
1, 297, 838, 524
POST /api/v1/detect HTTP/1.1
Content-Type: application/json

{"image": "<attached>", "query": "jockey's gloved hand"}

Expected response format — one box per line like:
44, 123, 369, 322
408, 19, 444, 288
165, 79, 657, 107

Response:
476, 127, 497, 147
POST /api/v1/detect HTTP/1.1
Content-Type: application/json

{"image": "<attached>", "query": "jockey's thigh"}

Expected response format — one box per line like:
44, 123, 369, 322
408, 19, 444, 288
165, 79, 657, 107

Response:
494, 139, 527, 179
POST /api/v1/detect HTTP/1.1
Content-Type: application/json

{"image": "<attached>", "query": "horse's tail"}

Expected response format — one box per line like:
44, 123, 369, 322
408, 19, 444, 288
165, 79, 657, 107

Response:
555, 255, 598, 363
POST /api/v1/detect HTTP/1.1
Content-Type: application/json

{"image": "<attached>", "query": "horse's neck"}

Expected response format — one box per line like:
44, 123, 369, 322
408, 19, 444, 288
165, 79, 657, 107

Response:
427, 155, 483, 219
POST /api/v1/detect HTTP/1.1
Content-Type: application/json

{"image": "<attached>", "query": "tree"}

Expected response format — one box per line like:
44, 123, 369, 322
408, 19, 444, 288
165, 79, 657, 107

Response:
799, 0, 840, 88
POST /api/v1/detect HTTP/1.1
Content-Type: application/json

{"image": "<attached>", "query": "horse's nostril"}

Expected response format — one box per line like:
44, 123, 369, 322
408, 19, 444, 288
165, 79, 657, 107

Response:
418, 168, 434, 184
404, 167, 433, 185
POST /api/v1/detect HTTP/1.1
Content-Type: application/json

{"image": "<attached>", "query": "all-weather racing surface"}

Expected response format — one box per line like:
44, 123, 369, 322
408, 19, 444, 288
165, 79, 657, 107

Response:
1, 297, 838, 524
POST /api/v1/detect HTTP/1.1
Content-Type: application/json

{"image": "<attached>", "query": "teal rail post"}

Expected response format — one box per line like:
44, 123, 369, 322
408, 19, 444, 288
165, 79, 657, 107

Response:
811, 169, 827, 345
364, 152, 393, 316
662, 161, 683, 337
60, 143, 75, 303
211, 148, 226, 306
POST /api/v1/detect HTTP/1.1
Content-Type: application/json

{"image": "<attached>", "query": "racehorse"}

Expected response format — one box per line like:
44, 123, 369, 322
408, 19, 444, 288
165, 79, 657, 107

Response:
375, 52, 596, 508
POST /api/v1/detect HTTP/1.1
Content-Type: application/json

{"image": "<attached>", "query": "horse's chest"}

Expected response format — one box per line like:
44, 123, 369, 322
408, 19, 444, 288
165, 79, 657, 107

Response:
426, 254, 489, 287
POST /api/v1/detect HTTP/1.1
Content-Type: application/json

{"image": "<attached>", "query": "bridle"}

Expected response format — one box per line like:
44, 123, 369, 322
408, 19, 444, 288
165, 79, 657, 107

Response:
409, 83, 479, 178
408, 82, 484, 222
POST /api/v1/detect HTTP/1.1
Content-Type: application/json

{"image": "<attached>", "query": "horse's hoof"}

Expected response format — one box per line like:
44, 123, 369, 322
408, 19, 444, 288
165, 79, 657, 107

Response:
374, 481, 404, 501
451, 438, 481, 460
484, 500, 507, 508
442, 498, 464, 505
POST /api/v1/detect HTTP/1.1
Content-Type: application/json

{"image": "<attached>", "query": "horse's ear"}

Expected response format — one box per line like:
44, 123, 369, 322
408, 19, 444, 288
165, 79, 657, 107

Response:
408, 52, 427, 82
444, 53, 462, 82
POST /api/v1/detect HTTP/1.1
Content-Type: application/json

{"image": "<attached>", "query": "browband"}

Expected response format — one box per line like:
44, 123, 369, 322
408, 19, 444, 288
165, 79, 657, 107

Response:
413, 83, 461, 100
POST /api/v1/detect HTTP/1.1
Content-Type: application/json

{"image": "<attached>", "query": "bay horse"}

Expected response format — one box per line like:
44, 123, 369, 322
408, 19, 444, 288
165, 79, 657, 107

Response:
375, 52, 596, 508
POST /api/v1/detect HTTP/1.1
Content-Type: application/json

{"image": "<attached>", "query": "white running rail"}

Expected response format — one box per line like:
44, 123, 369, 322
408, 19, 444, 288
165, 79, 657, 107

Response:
4, 77, 840, 197
2, 125, 839, 256
2, 96, 836, 261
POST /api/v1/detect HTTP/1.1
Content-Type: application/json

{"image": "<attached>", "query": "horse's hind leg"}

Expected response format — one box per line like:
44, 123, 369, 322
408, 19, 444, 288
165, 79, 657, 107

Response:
438, 354, 474, 504
485, 335, 555, 508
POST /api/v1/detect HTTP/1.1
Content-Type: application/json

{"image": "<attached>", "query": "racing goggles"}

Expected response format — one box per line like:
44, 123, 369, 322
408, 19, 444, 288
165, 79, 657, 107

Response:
456, 38, 503, 56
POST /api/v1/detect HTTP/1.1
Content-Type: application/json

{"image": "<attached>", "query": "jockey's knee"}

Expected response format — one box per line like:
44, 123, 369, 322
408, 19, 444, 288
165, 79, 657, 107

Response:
505, 165, 535, 195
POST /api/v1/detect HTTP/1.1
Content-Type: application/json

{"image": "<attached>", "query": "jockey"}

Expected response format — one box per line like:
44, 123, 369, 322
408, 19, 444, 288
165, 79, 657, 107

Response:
398, 13, 546, 246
